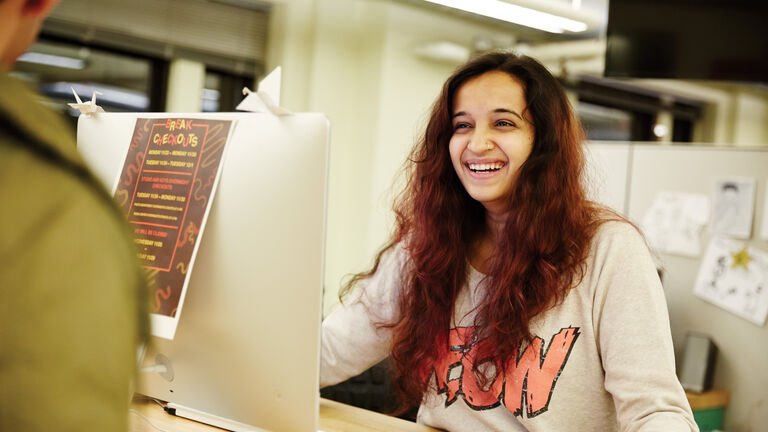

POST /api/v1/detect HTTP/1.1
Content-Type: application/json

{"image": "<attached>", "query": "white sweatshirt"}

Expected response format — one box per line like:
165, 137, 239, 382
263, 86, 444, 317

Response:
321, 221, 699, 432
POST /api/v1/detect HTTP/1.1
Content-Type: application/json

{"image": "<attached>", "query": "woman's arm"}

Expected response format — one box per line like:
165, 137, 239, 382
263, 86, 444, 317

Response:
320, 245, 407, 387
592, 222, 699, 432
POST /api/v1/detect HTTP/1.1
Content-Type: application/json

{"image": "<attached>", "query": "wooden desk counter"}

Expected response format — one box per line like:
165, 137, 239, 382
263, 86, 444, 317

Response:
130, 398, 439, 432
685, 389, 730, 410
318, 398, 437, 432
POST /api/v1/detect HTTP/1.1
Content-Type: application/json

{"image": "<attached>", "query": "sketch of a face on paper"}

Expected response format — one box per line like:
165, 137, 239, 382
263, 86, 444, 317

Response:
711, 178, 756, 239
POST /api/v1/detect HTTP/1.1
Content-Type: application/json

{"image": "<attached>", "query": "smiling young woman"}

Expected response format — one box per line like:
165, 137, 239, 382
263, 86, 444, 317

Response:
449, 70, 534, 222
448, 70, 535, 274
320, 52, 698, 432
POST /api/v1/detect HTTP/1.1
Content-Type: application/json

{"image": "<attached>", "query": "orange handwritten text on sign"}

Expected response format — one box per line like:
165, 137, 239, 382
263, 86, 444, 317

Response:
152, 132, 199, 147
165, 118, 194, 131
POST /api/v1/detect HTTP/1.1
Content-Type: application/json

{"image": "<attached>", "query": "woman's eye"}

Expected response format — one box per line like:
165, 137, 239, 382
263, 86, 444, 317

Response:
454, 123, 471, 130
496, 120, 515, 127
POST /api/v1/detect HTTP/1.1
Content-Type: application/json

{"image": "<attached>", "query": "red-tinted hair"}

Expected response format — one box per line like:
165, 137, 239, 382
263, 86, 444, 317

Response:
342, 52, 605, 411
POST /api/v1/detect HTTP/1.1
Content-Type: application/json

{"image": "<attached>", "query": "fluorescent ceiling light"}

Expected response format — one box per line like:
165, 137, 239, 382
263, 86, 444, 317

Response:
413, 41, 471, 64
422, 0, 588, 33
17, 52, 86, 70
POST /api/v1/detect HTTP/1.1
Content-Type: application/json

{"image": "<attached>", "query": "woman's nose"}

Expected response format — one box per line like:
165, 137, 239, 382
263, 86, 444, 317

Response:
467, 129, 492, 153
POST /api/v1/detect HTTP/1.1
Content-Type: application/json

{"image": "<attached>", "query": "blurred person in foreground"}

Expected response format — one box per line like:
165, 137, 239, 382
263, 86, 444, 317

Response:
0, 0, 148, 430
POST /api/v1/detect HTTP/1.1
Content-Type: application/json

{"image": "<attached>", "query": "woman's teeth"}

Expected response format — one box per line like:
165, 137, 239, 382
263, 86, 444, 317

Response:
468, 162, 504, 173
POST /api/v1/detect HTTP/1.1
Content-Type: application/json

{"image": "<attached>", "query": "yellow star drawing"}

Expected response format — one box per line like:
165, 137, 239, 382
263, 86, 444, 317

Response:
731, 247, 753, 270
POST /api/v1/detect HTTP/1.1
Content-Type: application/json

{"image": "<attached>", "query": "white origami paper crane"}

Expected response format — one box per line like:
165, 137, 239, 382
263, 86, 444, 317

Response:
236, 67, 292, 116
68, 87, 104, 116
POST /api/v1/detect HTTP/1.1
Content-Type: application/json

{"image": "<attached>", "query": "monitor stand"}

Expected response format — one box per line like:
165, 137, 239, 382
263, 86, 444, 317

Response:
167, 403, 268, 432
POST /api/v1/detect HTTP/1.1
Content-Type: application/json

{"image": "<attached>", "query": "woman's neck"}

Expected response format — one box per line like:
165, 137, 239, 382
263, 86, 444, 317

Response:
469, 210, 508, 274
485, 209, 507, 241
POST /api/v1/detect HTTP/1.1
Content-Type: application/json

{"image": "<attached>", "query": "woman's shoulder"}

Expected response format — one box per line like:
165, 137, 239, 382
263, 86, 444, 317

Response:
590, 215, 649, 256
594, 217, 640, 238
582, 213, 661, 284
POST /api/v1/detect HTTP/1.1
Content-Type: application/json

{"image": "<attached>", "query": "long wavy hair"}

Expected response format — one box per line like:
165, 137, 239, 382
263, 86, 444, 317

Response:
342, 52, 606, 410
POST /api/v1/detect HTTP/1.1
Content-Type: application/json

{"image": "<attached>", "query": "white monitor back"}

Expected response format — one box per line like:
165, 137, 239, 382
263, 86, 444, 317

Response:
77, 112, 329, 432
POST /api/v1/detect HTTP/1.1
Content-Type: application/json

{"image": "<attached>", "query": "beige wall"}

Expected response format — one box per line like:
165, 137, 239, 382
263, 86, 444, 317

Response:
733, 89, 768, 145
165, 59, 205, 112
265, 0, 317, 112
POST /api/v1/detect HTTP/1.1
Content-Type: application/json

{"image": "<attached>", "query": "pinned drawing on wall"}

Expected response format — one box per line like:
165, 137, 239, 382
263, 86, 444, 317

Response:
710, 177, 755, 239
694, 237, 768, 326
641, 191, 709, 257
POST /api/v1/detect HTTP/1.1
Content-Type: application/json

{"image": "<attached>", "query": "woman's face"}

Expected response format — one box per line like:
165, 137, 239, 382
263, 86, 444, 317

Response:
449, 70, 535, 215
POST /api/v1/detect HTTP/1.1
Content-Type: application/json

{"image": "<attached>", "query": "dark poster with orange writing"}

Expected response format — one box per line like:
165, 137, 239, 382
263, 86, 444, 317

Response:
114, 118, 233, 331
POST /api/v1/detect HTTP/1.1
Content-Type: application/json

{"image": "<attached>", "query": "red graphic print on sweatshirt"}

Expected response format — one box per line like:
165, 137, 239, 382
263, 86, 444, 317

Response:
432, 326, 580, 417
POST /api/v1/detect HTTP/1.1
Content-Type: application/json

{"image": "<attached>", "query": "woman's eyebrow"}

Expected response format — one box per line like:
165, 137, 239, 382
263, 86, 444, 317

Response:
452, 108, 524, 121
493, 108, 524, 121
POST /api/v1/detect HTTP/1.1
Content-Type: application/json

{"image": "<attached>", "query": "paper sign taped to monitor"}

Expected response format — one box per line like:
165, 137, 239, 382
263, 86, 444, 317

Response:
113, 118, 234, 339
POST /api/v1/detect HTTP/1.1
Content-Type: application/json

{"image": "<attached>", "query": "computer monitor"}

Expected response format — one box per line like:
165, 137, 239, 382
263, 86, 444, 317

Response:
77, 112, 329, 432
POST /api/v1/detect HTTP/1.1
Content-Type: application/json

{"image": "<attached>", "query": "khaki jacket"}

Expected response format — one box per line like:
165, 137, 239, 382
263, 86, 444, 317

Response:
0, 72, 148, 431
